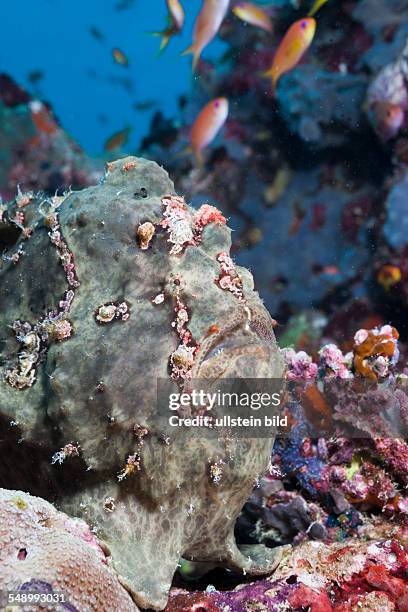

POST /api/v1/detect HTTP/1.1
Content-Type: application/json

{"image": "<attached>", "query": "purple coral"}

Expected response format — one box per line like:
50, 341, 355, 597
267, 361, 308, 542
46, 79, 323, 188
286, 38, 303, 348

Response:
284, 348, 318, 381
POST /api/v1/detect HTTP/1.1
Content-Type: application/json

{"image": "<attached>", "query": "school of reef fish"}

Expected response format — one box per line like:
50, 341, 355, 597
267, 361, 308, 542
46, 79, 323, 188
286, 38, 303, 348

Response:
2, 0, 408, 610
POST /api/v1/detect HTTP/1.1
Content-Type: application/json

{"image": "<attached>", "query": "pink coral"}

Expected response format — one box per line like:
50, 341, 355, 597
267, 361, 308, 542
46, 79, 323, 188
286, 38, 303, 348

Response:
319, 343, 352, 379
0, 488, 138, 611
288, 584, 333, 611
373, 438, 408, 486
276, 538, 408, 610
284, 348, 318, 381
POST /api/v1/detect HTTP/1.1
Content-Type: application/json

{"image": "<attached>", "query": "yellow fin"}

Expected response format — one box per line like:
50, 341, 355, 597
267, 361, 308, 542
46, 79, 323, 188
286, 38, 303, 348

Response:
173, 145, 193, 160
260, 68, 278, 95
308, 0, 328, 17
260, 68, 273, 78
174, 145, 204, 167
194, 148, 204, 167
181, 44, 200, 71
181, 44, 193, 55
147, 29, 172, 55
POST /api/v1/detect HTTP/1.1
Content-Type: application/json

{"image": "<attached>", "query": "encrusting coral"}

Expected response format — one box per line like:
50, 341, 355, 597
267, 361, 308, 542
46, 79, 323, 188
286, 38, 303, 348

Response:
166, 530, 408, 611
0, 156, 285, 610
0, 488, 138, 611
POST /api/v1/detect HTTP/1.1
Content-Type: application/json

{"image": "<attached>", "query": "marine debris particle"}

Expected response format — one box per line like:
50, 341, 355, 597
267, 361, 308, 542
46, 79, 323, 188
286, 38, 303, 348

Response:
215, 251, 245, 303
169, 276, 198, 382
117, 452, 141, 481
353, 325, 399, 380
9, 248, 23, 263
95, 301, 130, 324
136, 221, 155, 250
3, 244, 25, 265
161, 195, 226, 255
51, 443, 80, 465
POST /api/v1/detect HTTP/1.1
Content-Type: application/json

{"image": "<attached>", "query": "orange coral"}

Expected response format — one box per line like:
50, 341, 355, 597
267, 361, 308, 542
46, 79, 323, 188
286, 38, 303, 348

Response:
302, 383, 333, 430
353, 327, 399, 379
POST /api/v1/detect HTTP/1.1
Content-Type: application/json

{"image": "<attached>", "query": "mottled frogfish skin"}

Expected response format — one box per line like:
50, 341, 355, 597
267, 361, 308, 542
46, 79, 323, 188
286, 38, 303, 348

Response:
0, 157, 285, 610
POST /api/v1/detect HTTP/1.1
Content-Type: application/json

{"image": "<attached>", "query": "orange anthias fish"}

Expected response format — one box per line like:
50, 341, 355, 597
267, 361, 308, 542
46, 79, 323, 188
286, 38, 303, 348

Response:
372, 101, 404, 142
29, 100, 58, 137
232, 2, 272, 33
112, 47, 129, 66
377, 265, 402, 291
182, 0, 230, 71
154, 0, 185, 52
322, 265, 339, 276
190, 97, 229, 164
104, 126, 131, 152
263, 17, 316, 92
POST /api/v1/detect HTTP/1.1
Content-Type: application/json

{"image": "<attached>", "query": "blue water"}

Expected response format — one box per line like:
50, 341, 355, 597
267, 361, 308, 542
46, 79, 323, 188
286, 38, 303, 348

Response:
1, 0, 225, 154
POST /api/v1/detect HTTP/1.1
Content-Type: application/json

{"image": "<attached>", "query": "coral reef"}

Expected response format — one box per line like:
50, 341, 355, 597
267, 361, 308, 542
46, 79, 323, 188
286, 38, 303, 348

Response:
0, 488, 137, 611
0, 156, 285, 610
0, 74, 102, 201
237, 322, 408, 556
366, 37, 408, 142
166, 531, 408, 611
137, 0, 408, 329
277, 66, 366, 148
167, 320, 408, 609
133, 20, 408, 572
3, 0, 408, 609
384, 171, 408, 250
